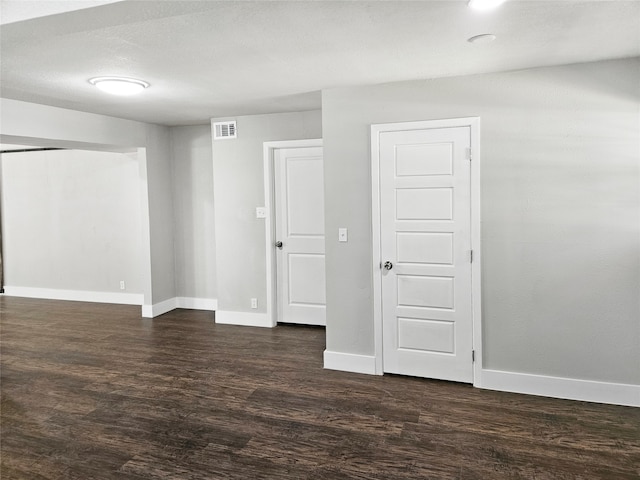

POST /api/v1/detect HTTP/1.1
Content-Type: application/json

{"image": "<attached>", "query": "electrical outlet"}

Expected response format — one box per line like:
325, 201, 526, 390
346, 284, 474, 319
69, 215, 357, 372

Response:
251, 298, 258, 309
119, 280, 125, 290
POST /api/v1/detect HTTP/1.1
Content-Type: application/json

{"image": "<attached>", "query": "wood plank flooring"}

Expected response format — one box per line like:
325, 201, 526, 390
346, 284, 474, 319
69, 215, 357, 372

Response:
1, 296, 638, 479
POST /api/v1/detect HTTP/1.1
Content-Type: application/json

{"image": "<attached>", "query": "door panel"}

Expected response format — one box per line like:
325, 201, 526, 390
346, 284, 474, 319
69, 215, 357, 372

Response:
397, 318, 455, 353
396, 188, 453, 220
288, 253, 326, 305
275, 146, 326, 326
284, 158, 325, 236
395, 143, 453, 176
380, 126, 472, 383
396, 232, 454, 265
397, 275, 455, 309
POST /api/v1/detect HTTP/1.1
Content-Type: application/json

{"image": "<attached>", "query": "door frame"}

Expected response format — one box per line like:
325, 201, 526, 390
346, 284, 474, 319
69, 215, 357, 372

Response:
263, 138, 324, 327
370, 117, 482, 385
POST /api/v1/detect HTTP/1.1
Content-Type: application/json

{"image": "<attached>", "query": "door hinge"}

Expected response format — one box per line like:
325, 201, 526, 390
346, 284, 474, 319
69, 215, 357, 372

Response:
466, 147, 472, 160
470, 250, 474, 263
472, 350, 475, 362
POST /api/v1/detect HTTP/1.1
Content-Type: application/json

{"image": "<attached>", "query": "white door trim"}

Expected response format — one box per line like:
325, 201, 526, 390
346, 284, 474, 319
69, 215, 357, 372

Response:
370, 117, 482, 385
263, 139, 324, 328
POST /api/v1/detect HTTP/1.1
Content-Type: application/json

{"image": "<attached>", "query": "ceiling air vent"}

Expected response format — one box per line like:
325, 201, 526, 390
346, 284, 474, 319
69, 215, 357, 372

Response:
213, 121, 237, 140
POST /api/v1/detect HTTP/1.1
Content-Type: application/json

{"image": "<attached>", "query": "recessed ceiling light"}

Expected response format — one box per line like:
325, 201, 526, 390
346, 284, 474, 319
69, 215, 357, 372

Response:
467, 34, 497, 44
88, 77, 149, 96
468, 0, 508, 10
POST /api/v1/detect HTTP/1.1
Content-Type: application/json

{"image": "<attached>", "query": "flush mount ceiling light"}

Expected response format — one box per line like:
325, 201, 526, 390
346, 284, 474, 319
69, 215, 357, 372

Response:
467, 33, 497, 44
468, 0, 508, 10
88, 77, 149, 96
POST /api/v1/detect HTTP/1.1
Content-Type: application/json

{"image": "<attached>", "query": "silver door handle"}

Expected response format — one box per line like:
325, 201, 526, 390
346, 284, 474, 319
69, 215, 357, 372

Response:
275, 241, 283, 249
383, 261, 393, 270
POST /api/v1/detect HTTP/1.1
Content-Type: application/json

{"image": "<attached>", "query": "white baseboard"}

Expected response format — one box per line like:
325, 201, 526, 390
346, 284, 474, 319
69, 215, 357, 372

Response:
141, 296, 218, 318
141, 297, 177, 318
215, 310, 273, 328
479, 369, 640, 407
2, 286, 143, 306
176, 297, 218, 311
320, 352, 638, 407
323, 350, 379, 375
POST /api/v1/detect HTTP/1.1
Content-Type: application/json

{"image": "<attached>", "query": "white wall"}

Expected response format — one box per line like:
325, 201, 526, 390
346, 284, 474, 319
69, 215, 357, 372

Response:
211, 111, 322, 314
171, 125, 217, 301
1, 148, 142, 295
322, 58, 640, 386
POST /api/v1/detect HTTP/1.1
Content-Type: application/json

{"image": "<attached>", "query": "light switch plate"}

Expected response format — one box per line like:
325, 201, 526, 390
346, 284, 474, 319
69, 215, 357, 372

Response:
256, 207, 266, 218
338, 228, 348, 242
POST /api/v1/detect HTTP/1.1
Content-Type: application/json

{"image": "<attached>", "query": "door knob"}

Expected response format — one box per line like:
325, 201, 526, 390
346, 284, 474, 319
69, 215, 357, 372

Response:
275, 241, 283, 249
383, 261, 393, 270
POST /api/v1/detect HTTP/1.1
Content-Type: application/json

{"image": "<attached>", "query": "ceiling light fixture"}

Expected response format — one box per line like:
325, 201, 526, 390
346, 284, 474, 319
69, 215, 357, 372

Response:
468, 0, 508, 10
467, 33, 497, 44
88, 77, 149, 96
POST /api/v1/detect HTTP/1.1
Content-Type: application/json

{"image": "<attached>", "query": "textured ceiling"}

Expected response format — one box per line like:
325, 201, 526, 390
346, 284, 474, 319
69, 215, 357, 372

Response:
1, 0, 639, 126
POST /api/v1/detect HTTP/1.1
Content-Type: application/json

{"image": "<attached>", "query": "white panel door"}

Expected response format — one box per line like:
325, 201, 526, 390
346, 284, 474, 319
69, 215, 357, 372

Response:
380, 127, 473, 382
275, 146, 326, 326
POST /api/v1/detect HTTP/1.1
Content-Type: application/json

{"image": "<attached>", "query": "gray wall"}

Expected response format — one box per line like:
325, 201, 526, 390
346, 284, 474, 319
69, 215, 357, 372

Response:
171, 125, 217, 300
211, 110, 322, 313
322, 57, 640, 385
0, 98, 145, 148
1, 148, 142, 293
144, 125, 176, 304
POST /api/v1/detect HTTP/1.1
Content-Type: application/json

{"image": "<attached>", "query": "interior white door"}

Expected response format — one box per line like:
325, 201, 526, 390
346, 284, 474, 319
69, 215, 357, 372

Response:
274, 146, 326, 326
379, 126, 473, 383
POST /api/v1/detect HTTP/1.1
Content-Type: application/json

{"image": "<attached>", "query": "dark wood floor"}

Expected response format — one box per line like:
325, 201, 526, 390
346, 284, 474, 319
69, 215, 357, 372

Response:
1, 296, 638, 479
